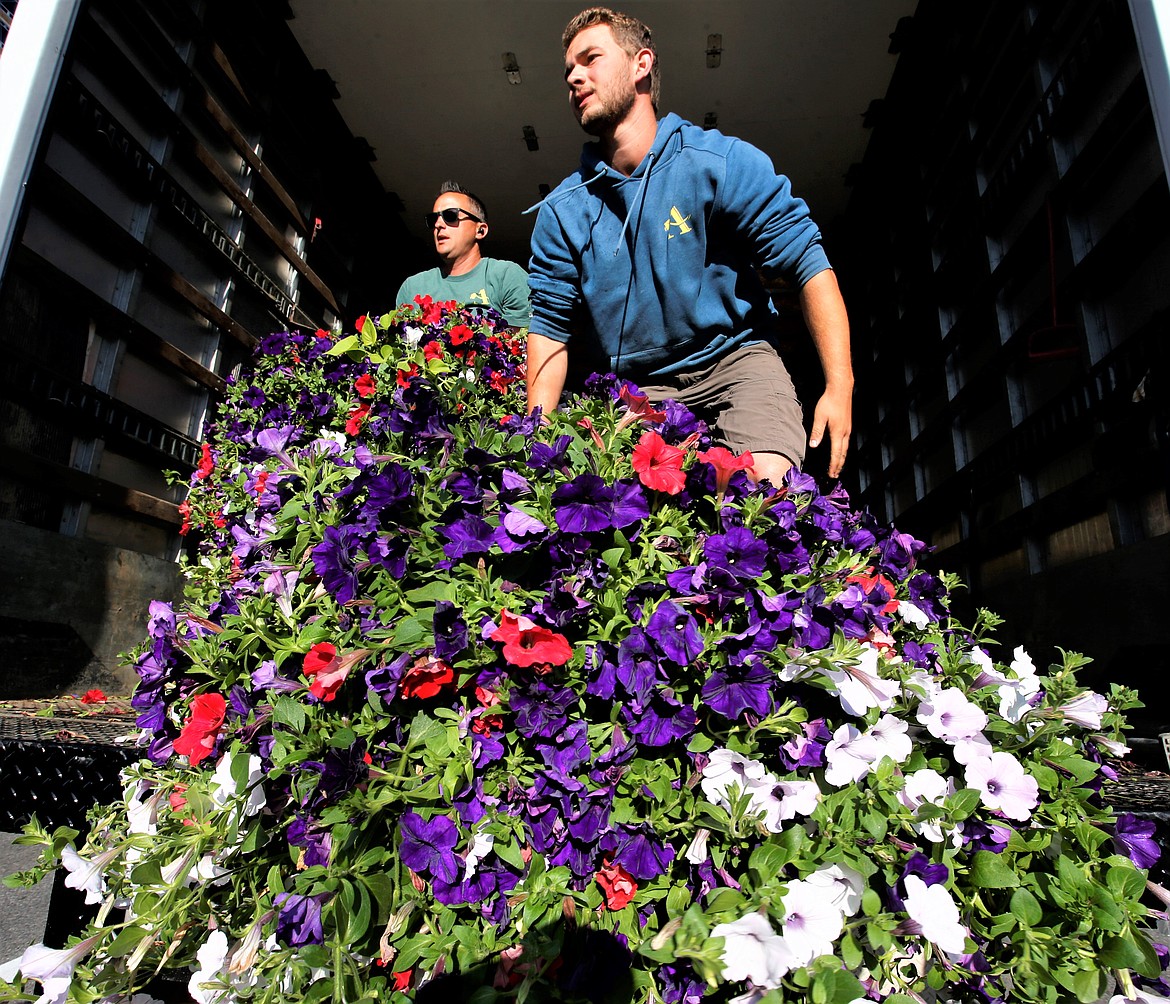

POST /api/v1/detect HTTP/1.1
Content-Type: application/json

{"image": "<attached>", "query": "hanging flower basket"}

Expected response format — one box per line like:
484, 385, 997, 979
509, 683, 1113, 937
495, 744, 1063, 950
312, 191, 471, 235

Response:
1, 302, 1163, 1004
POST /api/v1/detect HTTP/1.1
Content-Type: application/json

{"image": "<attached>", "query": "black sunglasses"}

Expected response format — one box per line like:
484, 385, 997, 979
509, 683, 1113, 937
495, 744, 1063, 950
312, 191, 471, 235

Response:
425, 208, 482, 228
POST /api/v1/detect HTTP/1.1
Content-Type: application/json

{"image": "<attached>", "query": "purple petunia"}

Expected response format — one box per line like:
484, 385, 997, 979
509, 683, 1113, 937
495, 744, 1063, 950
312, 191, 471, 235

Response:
646, 601, 704, 666
704, 526, 769, 580
553, 475, 614, 533
311, 524, 361, 604
399, 811, 461, 885
701, 662, 775, 720
274, 892, 326, 946
1112, 813, 1162, 870
441, 515, 497, 560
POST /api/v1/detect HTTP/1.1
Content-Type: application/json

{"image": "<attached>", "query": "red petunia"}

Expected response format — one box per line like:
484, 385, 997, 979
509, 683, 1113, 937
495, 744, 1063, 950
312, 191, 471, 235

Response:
490, 610, 574, 669
489, 370, 513, 394
471, 714, 504, 735
304, 643, 348, 701
595, 860, 638, 910
396, 363, 419, 388
354, 315, 368, 332
577, 417, 605, 450
80, 688, 106, 704
697, 446, 755, 495
354, 373, 377, 398
178, 500, 192, 536
391, 970, 412, 992
449, 324, 474, 346
253, 471, 269, 497
400, 654, 454, 700
173, 693, 227, 766
314, 327, 332, 340
195, 443, 215, 481
616, 385, 667, 429
211, 510, 227, 529
631, 430, 686, 495
345, 403, 370, 435
848, 570, 900, 614
423, 340, 444, 361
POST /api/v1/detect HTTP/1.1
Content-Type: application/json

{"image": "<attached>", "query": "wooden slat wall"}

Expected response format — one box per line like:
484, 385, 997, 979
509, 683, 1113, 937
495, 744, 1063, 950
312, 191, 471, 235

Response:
0, 0, 415, 557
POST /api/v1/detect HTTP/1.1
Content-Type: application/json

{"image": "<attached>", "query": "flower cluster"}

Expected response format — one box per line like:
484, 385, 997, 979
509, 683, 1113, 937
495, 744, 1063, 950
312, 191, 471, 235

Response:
2, 300, 1161, 1004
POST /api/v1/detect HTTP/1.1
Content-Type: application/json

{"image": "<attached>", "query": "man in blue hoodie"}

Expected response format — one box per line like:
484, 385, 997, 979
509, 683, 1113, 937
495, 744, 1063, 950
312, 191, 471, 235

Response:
526, 7, 853, 482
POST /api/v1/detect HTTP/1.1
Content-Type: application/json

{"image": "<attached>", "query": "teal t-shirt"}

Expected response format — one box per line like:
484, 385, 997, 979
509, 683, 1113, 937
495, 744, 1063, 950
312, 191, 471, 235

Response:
394, 258, 531, 328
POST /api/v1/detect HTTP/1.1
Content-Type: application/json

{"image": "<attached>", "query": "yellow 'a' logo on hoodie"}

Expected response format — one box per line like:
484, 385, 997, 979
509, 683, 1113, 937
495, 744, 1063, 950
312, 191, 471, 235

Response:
663, 206, 693, 238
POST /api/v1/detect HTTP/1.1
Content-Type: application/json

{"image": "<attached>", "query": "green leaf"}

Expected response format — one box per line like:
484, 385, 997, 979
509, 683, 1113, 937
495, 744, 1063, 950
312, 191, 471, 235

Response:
1106, 863, 1146, 903
361, 872, 394, 913
130, 861, 163, 886
404, 582, 454, 604
1099, 932, 1156, 973
970, 850, 1019, 889
947, 787, 981, 820
493, 837, 526, 870
329, 727, 357, 749
748, 842, 790, 882
860, 809, 887, 841
1009, 887, 1043, 926
272, 694, 307, 733
106, 925, 149, 957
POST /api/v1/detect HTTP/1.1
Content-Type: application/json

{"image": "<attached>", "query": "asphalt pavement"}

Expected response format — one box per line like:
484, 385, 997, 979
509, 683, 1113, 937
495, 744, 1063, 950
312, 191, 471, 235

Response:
0, 832, 52, 962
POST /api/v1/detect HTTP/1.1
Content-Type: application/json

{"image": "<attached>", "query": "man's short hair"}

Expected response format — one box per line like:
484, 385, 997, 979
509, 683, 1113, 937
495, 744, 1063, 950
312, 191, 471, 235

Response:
562, 7, 659, 112
437, 180, 488, 224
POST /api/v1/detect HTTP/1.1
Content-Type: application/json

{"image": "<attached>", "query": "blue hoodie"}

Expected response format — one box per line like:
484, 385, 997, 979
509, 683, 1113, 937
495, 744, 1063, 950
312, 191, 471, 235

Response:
528, 112, 832, 377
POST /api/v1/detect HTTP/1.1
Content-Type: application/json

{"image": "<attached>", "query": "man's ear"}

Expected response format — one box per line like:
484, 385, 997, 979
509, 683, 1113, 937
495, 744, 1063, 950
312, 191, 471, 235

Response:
476, 222, 489, 241
633, 48, 653, 88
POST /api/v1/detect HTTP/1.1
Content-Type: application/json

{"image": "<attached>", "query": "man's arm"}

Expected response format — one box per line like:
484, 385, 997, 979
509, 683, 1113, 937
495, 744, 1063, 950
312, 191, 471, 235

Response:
800, 269, 853, 478
526, 332, 569, 416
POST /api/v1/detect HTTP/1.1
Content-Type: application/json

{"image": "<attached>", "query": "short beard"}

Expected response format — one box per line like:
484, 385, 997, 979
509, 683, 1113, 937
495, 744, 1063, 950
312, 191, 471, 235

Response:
578, 86, 636, 137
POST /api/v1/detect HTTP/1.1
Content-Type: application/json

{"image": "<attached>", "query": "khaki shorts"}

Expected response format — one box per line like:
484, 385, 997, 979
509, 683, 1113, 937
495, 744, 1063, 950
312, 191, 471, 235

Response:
637, 342, 806, 466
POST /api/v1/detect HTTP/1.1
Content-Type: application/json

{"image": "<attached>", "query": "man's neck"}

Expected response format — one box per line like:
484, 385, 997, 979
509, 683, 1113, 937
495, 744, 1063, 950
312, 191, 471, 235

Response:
600, 102, 658, 176
439, 248, 483, 278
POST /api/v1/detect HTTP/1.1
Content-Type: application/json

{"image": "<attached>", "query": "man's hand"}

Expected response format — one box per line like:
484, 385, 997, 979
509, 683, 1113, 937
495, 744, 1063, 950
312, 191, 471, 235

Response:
525, 332, 569, 416
799, 269, 853, 478
809, 384, 852, 478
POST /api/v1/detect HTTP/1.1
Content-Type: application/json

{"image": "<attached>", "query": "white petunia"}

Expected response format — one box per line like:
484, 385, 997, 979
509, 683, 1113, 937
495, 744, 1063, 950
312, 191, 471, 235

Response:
897, 600, 930, 628
755, 779, 821, 831
781, 879, 846, 965
402, 324, 425, 347
463, 832, 495, 880
2, 936, 101, 1004
917, 688, 987, 741
949, 731, 993, 765
823, 645, 901, 717
211, 753, 266, 816
868, 714, 913, 764
1057, 691, 1108, 729
823, 724, 875, 787
701, 749, 818, 832
712, 912, 795, 989
685, 828, 711, 865
701, 748, 772, 807
805, 863, 865, 916
188, 930, 231, 1004
965, 751, 1039, 821
61, 845, 121, 906
902, 875, 969, 955
898, 769, 955, 843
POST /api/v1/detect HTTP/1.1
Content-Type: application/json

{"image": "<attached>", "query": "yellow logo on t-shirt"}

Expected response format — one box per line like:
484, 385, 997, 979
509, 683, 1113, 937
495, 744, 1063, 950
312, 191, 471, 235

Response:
663, 206, 692, 238
470, 288, 489, 304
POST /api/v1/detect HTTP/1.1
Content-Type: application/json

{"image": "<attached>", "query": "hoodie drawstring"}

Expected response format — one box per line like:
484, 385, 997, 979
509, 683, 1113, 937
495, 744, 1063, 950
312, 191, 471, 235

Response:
614, 151, 655, 256
521, 164, 607, 215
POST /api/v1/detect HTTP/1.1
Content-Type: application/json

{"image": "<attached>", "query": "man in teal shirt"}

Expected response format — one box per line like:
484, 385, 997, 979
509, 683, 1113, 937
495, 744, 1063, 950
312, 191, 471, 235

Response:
396, 181, 532, 328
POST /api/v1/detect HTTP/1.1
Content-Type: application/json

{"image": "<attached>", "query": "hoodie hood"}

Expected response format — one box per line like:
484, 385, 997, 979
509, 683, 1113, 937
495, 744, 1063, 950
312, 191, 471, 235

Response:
579, 112, 688, 182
